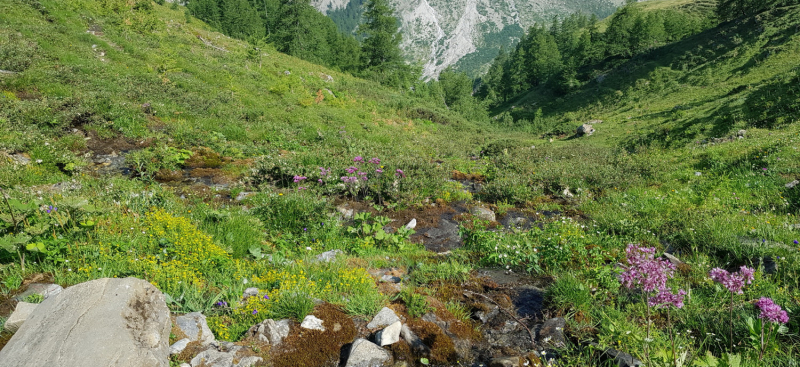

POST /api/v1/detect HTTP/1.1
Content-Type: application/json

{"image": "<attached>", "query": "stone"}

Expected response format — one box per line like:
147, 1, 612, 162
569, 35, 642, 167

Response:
662, 253, 686, 268
375, 321, 402, 346
380, 275, 401, 283
537, 317, 566, 348
247, 318, 291, 345
235, 356, 263, 367
336, 204, 355, 219
695, 172, 702, 176
562, 187, 574, 198
601, 347, 644, 367
320, 73, 334, 82
577, 124, 595, 136
471, 206, 496, 222
283, 70, 291, 75
190, 349, 234, 367
242, 287, 259, 298
301, 314, 325, 331
786, 180, 799, 189
14, 283, 63, 301
180, 364, 191, 367
405, 218, 417, 229
316, 249, 343, 263
345, 338, 392, 367
4, 302, 38, 332
400, 324, 430, 355
0, 277, 171, 367
490, 356, 522, 367
170, 338, 190, 355
176, 312, 215, 346
234, 192, 254, 201
367, 307, 400, 329
737, 129, 747, 137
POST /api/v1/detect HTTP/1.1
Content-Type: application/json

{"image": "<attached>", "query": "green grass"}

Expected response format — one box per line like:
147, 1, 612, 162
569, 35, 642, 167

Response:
1, 0, 800, 365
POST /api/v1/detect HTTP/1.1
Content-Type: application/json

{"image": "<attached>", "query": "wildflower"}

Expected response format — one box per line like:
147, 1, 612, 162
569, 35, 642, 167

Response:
319, 167, 331, 176
252, 309, 258, 315
649, 288, 687, 309
263, 295, 269, 300
346, 166, 358, 174
297, 186, 307, 190
293, 175, 307, 183
376, 168, 384, 173
709, 266, 755, 294
619, 244, 676, 293
755, 297, 789, 324
368, 157, 380, 165
318, 179, 323, 184
353, 156, 364, 163
395, 169, 406, 178
794, 240, 798, 245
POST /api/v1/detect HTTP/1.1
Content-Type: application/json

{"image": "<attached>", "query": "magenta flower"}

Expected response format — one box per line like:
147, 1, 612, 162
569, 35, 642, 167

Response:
319, 167, 332, 176
395, 169, 405, 178
353, 156, 364, 164
318, 179, 323, 184
369, 157, 381, 165
297, 186, 307, 190
619, 244, 676, 293
293, 175, 307, 183
649, 288, 687, 309
376, 168, 384, 174
756, 297, 789, 324
709, 266, 754, 294
346, 166, 359, 174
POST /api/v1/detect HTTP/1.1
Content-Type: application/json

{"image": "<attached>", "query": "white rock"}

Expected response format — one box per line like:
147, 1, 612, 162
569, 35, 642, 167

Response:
0, 277, 171, 367
316, 249, 342, 263
235, 356, 263, 367
247, 318, 291, 345
376, 321, 402, 346
345, 338, 392, 367
4, 302, 38, 332
367, 307, 400, 329
242, 287, 259, 298
301, 315, 325, 331
190, 349, 233, 367
169, 338, 191, 355
471, 206, 496, 222
405, 218, 417, 229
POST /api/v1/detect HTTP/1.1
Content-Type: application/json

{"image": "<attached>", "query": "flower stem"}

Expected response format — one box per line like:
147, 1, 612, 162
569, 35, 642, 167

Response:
729, 291, 734, 352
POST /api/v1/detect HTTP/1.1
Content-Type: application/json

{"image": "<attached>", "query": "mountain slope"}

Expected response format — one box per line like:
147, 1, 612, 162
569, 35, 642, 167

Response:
314, 0, 624, 78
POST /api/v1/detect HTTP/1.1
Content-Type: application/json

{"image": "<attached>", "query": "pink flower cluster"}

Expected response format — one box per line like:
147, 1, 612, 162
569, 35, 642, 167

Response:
709, 266, 755, 294
293, 175, 307, 183
619, 244, 685, 309
755, 297, 789, 324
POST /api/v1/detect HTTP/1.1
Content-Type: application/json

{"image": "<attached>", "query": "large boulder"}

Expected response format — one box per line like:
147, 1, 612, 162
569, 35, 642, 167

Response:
0, 277, 171, 367
246, 318, 290, 345
345, 338, 392, 367
367, 307, 400, 329
175, 312, 215, 346
576, 124, 595, 136
3, 302, 38, 332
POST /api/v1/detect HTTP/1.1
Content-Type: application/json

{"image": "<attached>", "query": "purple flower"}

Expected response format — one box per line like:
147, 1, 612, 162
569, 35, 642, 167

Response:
263, 295, 269, 300
649, 288, 687, 309
369, 157, 381, 165
709, 266, 754, 294
304, 227, 307, 231
319, 167, 331, 176
762, 168, 768, 171
376, 168, 384, 174
794, 240, 798, 245
346, 166, 359, 174
318, 179, 323, 184
297, 186, 307, 190
252, 309, 258, 315
756, 297, 789, 324
619, 244, 676, 293
293, 175, 307, 183
395, 169, 405, 178
353, 156, 364, 164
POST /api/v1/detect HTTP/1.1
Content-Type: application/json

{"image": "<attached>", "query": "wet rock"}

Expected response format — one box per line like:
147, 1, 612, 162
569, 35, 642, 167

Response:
246, 318, 290, 345
537, 317, 566, 349
577, 124, 595, 136
786, 180, 799, 189
0, 277, 171, 367
315, 249, 343, 263
301, 315, 325, 331
600, 347, 644, 367
170, 338, 190, 355
471, 206, 496, 221
367, 307, 401, 329
176, 312, 215, 346
405, 218, 417, 229
345, 338, 392, 367
14, 283, 63, 301
4, 302, 38, 332
375, 321, 402, 346
489, 356, 522, 367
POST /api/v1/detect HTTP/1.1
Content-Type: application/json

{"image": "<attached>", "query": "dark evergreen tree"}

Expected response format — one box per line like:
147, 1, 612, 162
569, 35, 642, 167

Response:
358, 0, 415, 87
221, 0, 264, 41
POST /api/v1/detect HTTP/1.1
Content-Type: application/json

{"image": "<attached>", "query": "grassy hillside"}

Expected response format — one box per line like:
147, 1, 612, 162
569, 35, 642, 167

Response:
1, 0, 799, 366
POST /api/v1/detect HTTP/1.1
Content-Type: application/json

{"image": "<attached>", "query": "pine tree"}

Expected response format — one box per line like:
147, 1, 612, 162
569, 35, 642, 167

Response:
358, 0, 413, 86
221, 0, 264, 41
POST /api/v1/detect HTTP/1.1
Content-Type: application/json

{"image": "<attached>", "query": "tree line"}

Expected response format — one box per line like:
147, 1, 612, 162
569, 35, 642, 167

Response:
186, 0, 417, 87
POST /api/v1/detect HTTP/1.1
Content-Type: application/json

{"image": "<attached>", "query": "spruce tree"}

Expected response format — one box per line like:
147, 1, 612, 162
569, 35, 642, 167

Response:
358, 0, 405, 82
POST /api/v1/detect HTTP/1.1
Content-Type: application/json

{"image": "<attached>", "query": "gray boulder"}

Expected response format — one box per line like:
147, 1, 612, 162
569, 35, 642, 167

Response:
601, 347, 644, 367
577, 124, 595, 136
316, 249, 343, 263
345, 338, 392, 367
14, 282, 63, 301
367, 307, 400, 329
176, 312, 215, 346
471, 206, 496, 222
4, 302, 38, 332
190, 349, 233, 367
0, 277, 171, 367
375, 321, 402, 346
786, 180, 799, 189
246, 318, 291, 345
537, 317, 566, 349
169, 338, 191, 355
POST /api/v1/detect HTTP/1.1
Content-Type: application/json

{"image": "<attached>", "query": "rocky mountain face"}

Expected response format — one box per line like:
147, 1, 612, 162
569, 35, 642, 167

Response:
313, 0, 624, 78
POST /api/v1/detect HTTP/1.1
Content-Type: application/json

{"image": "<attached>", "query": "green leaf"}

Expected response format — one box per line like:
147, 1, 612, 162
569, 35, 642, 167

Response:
25, 242, 47, 253
0, 233, 32, 253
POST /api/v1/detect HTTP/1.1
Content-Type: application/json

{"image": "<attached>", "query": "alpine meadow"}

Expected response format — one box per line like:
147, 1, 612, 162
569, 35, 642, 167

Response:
1, 0, 800, 366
